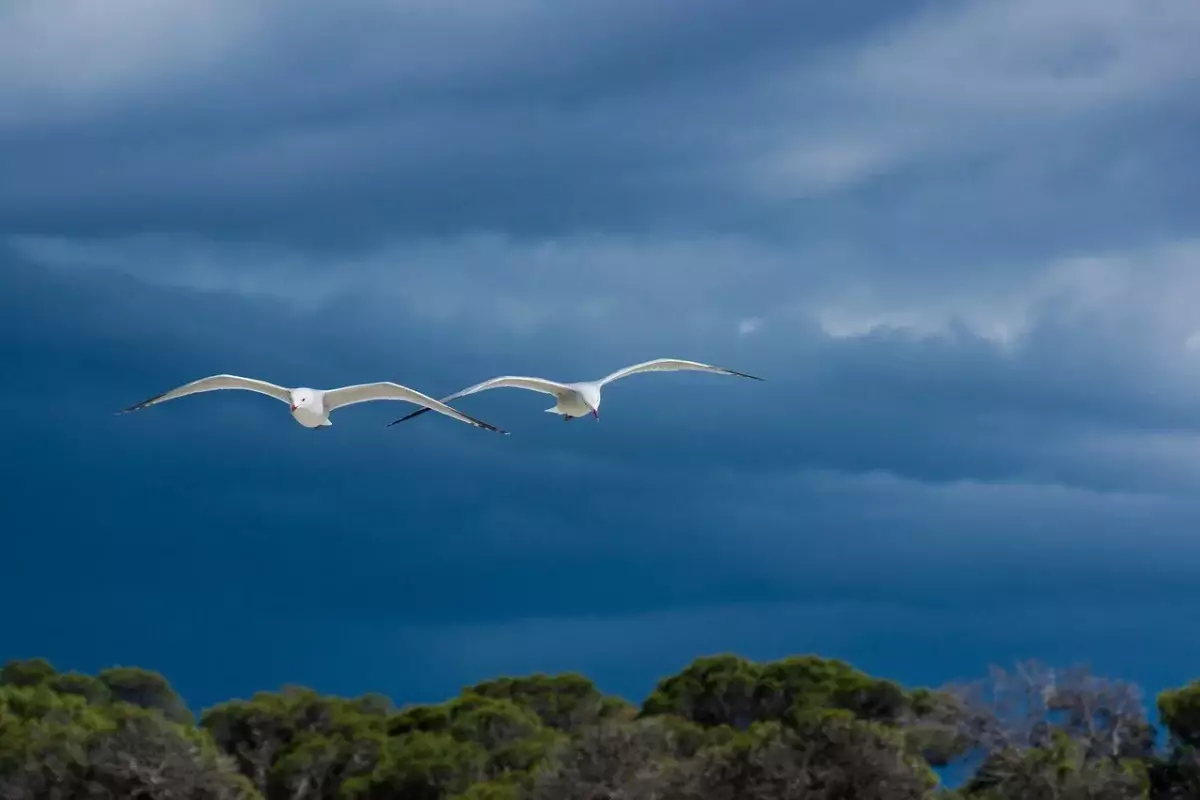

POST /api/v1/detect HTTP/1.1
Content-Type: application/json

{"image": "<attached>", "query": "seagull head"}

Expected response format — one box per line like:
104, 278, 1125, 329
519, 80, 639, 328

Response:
290, 388, 315, 413
578, 384, 602, 420
578, 383, 604, 422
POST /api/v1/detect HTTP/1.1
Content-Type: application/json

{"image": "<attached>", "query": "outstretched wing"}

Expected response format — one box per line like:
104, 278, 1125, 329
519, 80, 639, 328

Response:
386, 376, 570, 427
120, 375, 291, 413
324, 382, 508, 434
598, 358, 764, 386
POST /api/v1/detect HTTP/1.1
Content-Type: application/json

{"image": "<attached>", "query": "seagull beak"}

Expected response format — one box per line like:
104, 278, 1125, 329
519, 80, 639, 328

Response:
291, 404, 297, 412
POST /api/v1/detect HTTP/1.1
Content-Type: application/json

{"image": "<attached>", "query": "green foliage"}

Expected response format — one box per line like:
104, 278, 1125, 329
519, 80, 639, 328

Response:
388, 691, 564, 786
0, 658, 115, 706
765, 655, 909, 723
640, 652, 911, 730
389, 701, 453, 735
527, 715, 692, 799
201, 685, 388, 799
451, 776, 525, 800
961, 732, 1145, 800
446, 695, 561, 775
0, 657, 56, 688
466, 673, 632, 732
50, 671, 113, 704
1159, 681, 1200, 748
642, 654, 760, 727
663, 717, 937, 800
902, 688, 974, 767
655, 712, 736, 757
341, 731, 488, 799
1147, 746, 1200, 799
1148, 685, 1200, 800
10, 652, 1200, 798
0, 682, 256, 799
98, 665, 193, 724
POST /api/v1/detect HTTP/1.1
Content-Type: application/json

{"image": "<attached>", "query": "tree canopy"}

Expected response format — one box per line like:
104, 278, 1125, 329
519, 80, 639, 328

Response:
0, 653, 1195, 798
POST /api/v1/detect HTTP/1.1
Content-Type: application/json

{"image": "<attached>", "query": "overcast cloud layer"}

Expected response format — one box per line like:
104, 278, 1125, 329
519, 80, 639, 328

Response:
3, 0, 1200, 711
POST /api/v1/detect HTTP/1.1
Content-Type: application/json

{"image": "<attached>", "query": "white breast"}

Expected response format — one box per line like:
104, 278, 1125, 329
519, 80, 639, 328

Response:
291, 406, 328, 428
556, 391, 593, 417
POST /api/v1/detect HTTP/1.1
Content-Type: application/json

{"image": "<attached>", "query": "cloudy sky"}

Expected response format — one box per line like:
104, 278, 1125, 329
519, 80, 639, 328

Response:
4, 0, 1200, 714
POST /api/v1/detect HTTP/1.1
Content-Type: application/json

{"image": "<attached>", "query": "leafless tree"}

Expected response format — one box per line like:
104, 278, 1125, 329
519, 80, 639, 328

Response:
944, 660, 1153, 760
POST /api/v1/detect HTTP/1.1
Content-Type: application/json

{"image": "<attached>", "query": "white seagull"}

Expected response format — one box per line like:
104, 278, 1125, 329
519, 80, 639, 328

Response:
387, 358, 763, 426
120, 374, 508, 433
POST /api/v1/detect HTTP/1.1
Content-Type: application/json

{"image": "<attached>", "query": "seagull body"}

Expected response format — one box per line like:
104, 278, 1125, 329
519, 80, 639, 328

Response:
120, 374, 507, 433
388, 358, 762, 427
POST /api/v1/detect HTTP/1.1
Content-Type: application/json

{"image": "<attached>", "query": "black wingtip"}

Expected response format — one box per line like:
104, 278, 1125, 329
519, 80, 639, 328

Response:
731, 370, 765, 381
471, 418, 509, 435
386, 407, 434, 427
385, 406, 506, 434
119, 390, 170, 414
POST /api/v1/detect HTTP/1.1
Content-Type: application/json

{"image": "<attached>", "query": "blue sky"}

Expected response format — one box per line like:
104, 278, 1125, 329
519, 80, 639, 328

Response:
3, 0, 1200, 718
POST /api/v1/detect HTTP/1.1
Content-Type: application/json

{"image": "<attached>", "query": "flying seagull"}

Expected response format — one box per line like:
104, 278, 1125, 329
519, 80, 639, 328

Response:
120, 374, 507, 433
387, 358, 763, 426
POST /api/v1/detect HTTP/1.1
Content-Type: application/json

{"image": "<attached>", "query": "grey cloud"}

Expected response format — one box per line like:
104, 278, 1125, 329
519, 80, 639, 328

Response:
2, 0, 1196, 252
0, 0, 895, 240
0, 0, 892, 121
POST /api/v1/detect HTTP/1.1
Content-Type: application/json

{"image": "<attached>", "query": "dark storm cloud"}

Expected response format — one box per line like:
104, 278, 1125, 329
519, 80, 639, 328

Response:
2, 0, 1197, 252
0, 0, 925, 243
